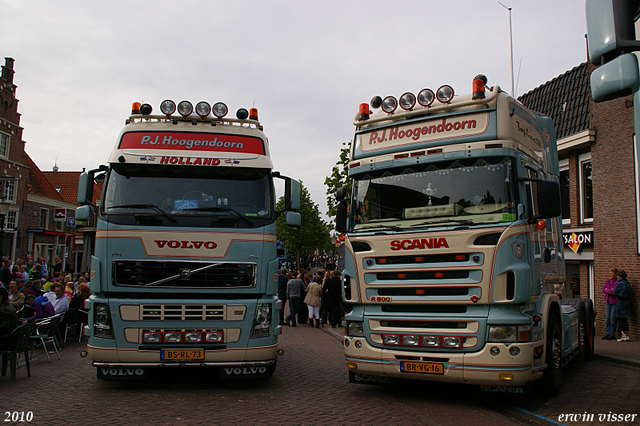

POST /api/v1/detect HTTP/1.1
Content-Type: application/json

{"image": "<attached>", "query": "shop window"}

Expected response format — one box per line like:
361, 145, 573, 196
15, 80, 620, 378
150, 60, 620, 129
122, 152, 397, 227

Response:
579, 153, 593, 223
559, 159, 570, 225
39, 208, 49, 229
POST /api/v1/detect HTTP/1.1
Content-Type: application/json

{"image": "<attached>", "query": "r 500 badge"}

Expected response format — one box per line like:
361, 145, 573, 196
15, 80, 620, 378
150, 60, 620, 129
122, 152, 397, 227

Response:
370, 296, 391, 302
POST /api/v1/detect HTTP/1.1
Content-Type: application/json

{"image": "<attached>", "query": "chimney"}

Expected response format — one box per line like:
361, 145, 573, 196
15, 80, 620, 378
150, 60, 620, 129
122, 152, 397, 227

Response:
2, 57, 15, 84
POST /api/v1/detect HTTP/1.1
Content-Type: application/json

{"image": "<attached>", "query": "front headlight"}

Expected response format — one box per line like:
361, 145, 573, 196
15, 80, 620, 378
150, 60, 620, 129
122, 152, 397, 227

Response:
251, 304, 271, 339
346, 321, 364, 337
488, 325, 531, 342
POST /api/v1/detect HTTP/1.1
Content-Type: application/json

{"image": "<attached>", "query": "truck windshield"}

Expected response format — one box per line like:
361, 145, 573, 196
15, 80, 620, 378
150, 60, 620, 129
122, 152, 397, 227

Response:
103, 164, 273, 228
350, 156, 515, 232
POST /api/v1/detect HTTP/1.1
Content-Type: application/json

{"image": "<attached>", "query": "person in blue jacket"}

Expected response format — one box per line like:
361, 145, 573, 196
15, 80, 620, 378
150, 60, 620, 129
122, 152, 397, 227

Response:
612, 270, 633, 342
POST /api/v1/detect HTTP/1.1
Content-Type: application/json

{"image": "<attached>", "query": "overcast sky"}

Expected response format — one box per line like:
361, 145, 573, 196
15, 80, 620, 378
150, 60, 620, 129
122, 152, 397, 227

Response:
1, 0, 589, 221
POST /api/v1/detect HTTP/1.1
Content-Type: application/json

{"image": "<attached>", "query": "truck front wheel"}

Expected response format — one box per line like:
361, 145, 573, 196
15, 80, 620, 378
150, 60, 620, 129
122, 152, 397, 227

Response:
540, 314, 562, 395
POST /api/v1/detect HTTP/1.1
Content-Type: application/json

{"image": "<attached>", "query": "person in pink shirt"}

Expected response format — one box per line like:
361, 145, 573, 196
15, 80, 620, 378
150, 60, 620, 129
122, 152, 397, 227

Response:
601, 268, 618, 340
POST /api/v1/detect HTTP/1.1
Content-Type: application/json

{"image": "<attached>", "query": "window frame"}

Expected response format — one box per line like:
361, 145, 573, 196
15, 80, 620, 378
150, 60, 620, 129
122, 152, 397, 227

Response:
579, 153, 593, 223
39, 208, 49, 230
0, 133, 9, 158
558, 158, 570, 226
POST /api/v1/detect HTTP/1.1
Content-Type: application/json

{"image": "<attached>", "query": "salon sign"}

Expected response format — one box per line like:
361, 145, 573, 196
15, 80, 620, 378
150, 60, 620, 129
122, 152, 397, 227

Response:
563, 230, 593, 254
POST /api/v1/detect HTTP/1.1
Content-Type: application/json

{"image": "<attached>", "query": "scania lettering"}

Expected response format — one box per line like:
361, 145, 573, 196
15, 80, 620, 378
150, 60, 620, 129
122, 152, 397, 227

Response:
336, 77, 594, 395
77, 100, 301, 380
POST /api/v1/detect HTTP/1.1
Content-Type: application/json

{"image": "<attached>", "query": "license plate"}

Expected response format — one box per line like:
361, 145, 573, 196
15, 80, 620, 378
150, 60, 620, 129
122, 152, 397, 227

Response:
400, 361, 444, 375
160, 349, 205, 361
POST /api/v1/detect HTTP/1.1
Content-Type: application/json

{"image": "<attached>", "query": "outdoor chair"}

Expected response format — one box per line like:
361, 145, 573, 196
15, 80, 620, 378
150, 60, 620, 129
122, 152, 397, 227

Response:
30, 314, 63, 362
0, 322, 36, 381
62, 308, 88, 343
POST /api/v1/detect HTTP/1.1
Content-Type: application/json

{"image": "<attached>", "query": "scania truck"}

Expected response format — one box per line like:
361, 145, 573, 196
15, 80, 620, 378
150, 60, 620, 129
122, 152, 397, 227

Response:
336, 77, 594, 394
76, 99, 300, 380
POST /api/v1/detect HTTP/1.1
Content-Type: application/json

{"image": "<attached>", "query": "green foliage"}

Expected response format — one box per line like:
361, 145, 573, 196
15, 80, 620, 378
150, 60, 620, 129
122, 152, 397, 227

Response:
276, 182, 332, 256
324, 140, 351, 220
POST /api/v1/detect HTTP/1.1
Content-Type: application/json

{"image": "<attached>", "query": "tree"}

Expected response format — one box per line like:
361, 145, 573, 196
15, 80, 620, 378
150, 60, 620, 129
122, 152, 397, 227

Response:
324, 140, 351, 220
276, 182, 331, 268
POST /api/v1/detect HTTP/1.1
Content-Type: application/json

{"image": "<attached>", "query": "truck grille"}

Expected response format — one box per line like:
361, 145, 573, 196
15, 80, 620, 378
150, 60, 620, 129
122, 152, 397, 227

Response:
114, 260, 256, 288
141, 304, 224, 320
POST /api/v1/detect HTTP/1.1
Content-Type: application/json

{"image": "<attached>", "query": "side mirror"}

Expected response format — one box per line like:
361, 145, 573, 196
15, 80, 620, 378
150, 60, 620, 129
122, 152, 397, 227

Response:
274, 173, 300, 213
285, 211, 301, 227
75, 205, 91, 221
536, 180, 561, 219
336, 199, 348, 233
336, 186, 347, 202
77, 165, 107, 206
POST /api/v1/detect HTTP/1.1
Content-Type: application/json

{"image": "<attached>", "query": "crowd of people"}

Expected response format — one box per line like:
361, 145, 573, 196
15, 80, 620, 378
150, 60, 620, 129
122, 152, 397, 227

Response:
602, 268, 633, 342
0, 255, 92, 349
278, 268, 344, 329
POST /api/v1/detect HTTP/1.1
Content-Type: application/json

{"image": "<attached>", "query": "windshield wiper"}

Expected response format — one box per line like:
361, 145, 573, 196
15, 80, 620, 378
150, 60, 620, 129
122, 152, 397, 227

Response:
410, 218, 475, 228
356, 224, 403, 231
182, 206, 252, 225
108, 204, 176, 223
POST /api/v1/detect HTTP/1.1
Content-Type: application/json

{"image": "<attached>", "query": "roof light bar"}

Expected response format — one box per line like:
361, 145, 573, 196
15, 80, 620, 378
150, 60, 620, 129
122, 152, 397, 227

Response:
236, 108, 249, 120
382, 96, 398, 113
177, 100, 193, 117
195, 101, 211, 118
213, 102, 228, 118
160, 99, 176, 116
139, 103, 152, 115
418, 89, 435, 107
399, 92, 416, 110
436, 85, 455, 103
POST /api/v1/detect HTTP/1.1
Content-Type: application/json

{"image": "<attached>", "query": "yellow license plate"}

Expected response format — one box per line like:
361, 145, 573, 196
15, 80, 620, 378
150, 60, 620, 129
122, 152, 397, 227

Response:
400, 361, 444, 375
160, 349, 205, 361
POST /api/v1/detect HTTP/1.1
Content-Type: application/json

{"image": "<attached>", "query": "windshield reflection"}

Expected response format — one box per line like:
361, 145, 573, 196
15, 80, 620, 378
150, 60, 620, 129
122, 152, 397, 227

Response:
351, 157, 515, 232
103, 164, 273, 227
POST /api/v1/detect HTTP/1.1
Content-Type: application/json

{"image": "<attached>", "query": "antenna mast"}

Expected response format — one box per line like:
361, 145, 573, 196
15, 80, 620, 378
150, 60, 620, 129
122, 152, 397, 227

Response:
498, 2, 515, 96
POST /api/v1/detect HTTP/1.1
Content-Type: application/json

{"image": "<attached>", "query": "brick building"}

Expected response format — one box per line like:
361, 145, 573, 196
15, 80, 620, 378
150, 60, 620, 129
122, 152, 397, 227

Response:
1, 57, 79, 270
519, 62, 638, 339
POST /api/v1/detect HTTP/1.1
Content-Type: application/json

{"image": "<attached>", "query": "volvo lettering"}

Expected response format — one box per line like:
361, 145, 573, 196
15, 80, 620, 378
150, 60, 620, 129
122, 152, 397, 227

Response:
336, 77, 594, 395
77, 100, 301, 380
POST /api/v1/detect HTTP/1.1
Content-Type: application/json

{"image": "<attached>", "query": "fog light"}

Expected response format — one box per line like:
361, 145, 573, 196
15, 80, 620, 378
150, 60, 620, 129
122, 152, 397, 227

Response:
509, 346, 521, 357
142, 332, 161, 343
344, 339, 350, 348
347, 361, 358, 370
442, 336, 462, 348
185, 332, 203, 343
490, 346, 500, 356
403, 335, 420, 346
205, 331, 223, 343
499, 373, 514, 381
383, 334, 400, 345
422, 336, 439, 347
355, 340, 363, 349
164, 332, 182, 343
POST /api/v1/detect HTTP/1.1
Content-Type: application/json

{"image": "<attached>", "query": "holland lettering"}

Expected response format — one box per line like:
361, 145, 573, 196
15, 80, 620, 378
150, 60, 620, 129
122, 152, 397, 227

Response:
368, 118, 476, 145
159, 157, 221, 166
